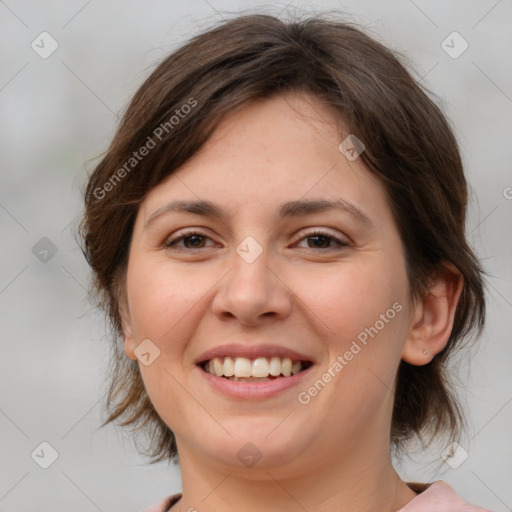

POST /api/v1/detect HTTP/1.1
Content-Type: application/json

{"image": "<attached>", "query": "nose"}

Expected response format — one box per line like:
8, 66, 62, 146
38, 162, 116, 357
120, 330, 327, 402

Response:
211, 244, 292, 326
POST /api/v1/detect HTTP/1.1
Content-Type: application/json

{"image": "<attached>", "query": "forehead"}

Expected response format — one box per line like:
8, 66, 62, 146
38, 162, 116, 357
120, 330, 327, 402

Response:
138, 92, 392, 228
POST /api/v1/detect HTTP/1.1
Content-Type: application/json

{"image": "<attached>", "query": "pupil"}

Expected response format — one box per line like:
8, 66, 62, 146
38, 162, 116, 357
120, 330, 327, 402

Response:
309, 235, 328, 248
185, 235, 204, 248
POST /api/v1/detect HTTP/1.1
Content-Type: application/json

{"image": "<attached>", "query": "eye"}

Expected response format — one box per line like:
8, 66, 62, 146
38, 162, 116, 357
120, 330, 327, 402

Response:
163, 229, 350, 252
164, 231, 216, 251
294, 230, 350, 251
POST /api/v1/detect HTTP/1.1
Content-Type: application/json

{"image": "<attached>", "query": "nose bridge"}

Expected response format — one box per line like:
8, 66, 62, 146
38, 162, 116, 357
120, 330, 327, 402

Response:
211, 233, 291, 322
229, 234, 272, 301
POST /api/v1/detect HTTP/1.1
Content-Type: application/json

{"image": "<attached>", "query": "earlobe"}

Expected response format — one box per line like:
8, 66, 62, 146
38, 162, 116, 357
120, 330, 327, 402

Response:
123, 334, 138, 361
119, 301, 138, 361
402, 263, 463, 366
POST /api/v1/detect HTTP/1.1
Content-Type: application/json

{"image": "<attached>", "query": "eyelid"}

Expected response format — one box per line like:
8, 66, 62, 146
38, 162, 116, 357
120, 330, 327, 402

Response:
292, 228, 351, 249
163, 228, 216, 249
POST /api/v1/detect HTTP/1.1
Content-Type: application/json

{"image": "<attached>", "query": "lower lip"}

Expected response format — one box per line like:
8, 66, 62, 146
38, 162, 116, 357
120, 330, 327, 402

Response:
198, 365, 314, 399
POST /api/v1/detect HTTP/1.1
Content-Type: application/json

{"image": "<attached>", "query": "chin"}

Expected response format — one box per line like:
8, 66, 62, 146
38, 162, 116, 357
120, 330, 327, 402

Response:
198, 419, 311, 472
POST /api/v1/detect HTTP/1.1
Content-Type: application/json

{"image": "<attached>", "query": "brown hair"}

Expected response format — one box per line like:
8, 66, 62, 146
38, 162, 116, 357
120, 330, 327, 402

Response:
79, 12, 486, 463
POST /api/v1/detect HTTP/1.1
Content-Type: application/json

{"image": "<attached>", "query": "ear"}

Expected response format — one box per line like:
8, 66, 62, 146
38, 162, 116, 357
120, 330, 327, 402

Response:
402, 262, 463, 365
119, 297, 138, 361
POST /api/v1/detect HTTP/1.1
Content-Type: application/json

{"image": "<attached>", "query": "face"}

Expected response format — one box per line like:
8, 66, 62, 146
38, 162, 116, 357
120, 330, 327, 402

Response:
122, 92, 414, 475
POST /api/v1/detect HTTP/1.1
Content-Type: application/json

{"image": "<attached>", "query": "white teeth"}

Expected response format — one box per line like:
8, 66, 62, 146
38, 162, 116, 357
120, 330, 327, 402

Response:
281, 357, 292, 377
223, 357, 234, 377
204, 356, 306, 379
215, 358, 224, 377
269, 357, 282, 376
252, 357, 270, 377
234, 357, 252, 378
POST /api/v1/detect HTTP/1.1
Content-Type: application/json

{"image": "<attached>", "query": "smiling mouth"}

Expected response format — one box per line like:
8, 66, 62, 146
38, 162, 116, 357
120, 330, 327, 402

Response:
200, 356, 313, 381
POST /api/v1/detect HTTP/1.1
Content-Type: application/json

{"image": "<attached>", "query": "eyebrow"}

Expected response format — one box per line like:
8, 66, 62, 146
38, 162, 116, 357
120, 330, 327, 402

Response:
145, 198, 372, 228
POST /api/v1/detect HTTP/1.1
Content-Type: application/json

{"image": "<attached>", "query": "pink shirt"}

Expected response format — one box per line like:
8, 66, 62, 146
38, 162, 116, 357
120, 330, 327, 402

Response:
142, 481, 493, 511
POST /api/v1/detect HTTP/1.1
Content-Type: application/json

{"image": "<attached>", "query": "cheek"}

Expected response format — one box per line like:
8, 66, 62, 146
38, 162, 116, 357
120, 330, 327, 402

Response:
126, 256, 217, 349
296, 259, 407, 345
297, 262, 408, 417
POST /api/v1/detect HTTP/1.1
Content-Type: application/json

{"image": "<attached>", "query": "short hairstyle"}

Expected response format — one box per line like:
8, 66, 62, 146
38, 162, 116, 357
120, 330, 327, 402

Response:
79, 12, 486, 463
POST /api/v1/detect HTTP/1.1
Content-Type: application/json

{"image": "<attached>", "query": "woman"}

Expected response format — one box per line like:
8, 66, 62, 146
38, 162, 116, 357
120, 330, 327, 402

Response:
80, 13, 491, 512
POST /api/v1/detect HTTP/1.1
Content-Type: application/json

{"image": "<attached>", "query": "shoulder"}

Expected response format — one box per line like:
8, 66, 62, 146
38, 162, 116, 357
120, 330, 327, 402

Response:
140, 493, 182, 512
399, 481, 493, 511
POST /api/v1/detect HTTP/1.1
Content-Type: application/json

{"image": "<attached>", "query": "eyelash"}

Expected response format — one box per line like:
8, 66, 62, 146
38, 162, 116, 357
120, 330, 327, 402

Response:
163, 229, 350, 252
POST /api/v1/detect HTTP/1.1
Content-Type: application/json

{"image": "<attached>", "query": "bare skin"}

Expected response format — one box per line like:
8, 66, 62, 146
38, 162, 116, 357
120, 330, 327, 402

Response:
121, 92, 462, 512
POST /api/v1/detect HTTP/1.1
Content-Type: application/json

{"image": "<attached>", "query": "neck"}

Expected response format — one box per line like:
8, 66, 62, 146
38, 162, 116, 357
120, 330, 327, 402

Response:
173, 441, 417, 512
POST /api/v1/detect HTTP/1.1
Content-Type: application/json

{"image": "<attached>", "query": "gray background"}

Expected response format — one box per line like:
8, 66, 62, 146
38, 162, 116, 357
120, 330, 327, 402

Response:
1, 1, 511, 511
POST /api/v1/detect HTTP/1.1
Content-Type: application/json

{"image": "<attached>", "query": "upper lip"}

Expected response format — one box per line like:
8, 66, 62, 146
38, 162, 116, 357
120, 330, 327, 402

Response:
195, 344, 316, 365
